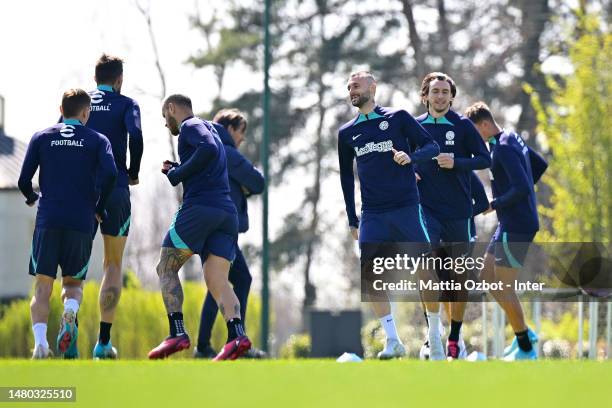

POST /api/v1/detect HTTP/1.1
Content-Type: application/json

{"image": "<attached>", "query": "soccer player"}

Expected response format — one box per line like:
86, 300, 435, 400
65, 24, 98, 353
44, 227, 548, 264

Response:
465, 101, 548, 360
85, 54, 143, 359
19, 89, 117, 359
148, 95, 251, 360
194, 109, 265, 359
338, 71, 439, 359
414, 72, 491, 359
419, 171, 489, 360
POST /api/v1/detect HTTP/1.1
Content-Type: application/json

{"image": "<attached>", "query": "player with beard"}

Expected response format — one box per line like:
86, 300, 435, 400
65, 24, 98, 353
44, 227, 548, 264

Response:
414, 72, 490, 360
338, 71, 440, 359
148, 95, 251, 360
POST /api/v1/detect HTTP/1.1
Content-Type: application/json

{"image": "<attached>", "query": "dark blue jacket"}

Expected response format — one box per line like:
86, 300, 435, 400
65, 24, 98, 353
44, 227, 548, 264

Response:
415, 110, 491, 221
338, 106, 439, 228
166, 117, 235, 213
86, 85, 143, 188
488, 130, 548, 233
213, 123, 265, 233
18, 120, 117, 233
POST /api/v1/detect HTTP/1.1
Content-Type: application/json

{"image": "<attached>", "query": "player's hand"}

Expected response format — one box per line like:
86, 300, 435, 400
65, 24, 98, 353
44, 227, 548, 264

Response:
415, 172, 421, 182
391, 148, 411, 166
129, 177, 140, 186
95, 213, 103, 223
350, 226, 359, 241
25, 193, 39, 207
161, 160, 178, 175
436, 153, 454, 169
483, 205, 494, 215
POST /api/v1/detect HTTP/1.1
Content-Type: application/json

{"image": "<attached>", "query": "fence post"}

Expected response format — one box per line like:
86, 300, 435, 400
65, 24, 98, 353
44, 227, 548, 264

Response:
578, 295, 584, 359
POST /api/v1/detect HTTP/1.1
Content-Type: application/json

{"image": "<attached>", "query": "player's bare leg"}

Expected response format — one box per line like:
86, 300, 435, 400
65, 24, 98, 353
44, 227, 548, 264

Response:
481, 253, 527, 332
204, 254, 251, 361
148, 247, 193, 359
481, 253, 536, 359
100, 236, 126, 324
94, 235, 126, 359
30, 275, 54, 359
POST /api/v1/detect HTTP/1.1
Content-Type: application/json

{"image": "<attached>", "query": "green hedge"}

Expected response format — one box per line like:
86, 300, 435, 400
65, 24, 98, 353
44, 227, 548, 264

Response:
0, 278, 261, 359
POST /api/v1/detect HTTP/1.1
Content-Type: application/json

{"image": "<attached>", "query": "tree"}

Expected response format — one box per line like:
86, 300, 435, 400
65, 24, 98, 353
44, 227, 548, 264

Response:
532, 13, 611, 242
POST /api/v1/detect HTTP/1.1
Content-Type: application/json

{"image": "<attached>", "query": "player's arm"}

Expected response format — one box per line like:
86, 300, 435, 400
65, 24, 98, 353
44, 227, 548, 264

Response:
229, 152, 265, 196
470, 171, 489, 215
452, 119, 491, 170
528, 146, 548, 184
401, 111, 440, 163
96, 135, 119, 220
165, 128, 218, 186
125, 100, 143, 184
490, 146, 531, 210
17, 133, 41, 206
338, 135, 359, 230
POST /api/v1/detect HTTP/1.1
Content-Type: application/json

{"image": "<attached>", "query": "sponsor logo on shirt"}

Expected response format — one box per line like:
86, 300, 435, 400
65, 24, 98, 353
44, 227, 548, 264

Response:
90, 90, 105, 104
53, 125, 84, 146
354, 140, 393, 157
379, 121, 389, 131
352, 134, 362, 140
60, 125, 75, 138
89, 90, 111, 111
51, 139, 84, 147
445, 130, 455, 145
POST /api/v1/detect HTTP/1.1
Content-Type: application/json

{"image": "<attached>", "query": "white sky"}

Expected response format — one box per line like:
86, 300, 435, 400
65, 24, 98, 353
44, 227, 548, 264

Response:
0, 0, 241, 144
0, 0, 351, 316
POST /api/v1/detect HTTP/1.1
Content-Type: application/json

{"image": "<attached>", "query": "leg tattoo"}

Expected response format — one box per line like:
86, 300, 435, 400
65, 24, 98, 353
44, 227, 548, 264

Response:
100, 287, 120, 313
156, 248, 192, 314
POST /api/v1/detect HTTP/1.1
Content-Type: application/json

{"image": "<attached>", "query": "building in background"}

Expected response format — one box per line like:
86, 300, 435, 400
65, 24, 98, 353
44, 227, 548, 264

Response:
0, 95, 103, 301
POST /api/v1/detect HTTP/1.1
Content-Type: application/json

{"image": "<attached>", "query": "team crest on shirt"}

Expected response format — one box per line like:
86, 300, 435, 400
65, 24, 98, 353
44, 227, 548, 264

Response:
379, 121, 389, 131
445, 131, 455, 145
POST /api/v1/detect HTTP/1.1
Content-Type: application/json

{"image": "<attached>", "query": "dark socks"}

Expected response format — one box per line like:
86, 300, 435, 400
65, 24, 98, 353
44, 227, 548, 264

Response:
515, 329, 533, 352
449, 320, 463, 342
226, 318, 245, 342
99, 321, 112, 345
168, 312, 185, 337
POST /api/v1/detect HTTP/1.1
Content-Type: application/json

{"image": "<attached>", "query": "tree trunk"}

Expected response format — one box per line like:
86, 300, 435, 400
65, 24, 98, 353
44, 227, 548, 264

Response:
436, 0, 451, 70
516, 0, 551, 136
400, 0, 427, 81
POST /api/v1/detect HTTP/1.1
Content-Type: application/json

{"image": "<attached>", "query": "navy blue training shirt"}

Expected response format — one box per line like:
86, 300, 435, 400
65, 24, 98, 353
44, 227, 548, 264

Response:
415, 110, 491, 220
213, 123, 264, 233
166, 117, 235, 213
470, 171, 489, 216
338, 106, 440, 228
18, 120, 118, 233
469, 171, 489, 237
488, 130, 548, 233
86, 85, 143, 187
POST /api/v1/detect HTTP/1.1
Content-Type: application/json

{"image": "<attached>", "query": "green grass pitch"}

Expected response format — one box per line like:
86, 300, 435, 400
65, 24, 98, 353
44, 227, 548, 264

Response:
0, 359, 610, 407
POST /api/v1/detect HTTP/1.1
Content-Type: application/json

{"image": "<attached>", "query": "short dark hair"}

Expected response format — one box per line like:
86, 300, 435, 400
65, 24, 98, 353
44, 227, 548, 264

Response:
213, 108, 248, 132
420, 72, 457, 98
163, 94, 192, 110
61, 89, 91, 117
464, 101, 496, 124
95, 54, 124, 84
349, 71, 376, 83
